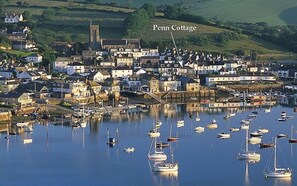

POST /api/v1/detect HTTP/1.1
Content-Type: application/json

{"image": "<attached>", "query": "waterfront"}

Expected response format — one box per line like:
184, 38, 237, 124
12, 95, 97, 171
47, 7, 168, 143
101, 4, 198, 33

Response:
0, 104, 296, 186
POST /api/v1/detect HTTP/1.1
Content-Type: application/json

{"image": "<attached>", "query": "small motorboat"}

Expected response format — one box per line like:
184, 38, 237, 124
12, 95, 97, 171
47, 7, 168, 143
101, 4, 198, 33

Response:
148, 129, 160, 138
289, 139, 297, 143
240, 120, 250, 125
124, 147, 135, 153
167, 137, 178, 142
277, 134, 288, 138
240, 125, 249, 130
230, 127, 240, 132
250, 131, 263, 138
217, 132, 231, 139
252, 111, 259, 115
260, 143, 275, 149
257, 128, 269, 134
277, 118, 286, 122
206, 119, 217, 129
248, 114, 257, 118
195, 126, 205, 133
248, 137, 262, 145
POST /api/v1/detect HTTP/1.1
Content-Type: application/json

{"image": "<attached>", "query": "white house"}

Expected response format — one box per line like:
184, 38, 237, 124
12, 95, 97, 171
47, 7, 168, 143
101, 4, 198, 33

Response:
205, 73, 276, 86
67, 62, 85, 75
25, 53, 43, 63
122, 76, 142, 91
53, 56, 82, 72
159, 76, 181, 91
111, 66, 133, 78
4, 13, 23, 23
89, 70, 110, 82
206, 75, 240, 86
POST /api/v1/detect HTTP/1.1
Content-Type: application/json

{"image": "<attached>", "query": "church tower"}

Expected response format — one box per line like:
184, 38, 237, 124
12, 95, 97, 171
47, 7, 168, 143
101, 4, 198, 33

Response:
89, 23, 100, 50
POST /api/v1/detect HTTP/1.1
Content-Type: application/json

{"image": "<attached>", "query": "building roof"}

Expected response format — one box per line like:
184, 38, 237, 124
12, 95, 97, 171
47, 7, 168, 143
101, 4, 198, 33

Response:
113, 66, 131, 70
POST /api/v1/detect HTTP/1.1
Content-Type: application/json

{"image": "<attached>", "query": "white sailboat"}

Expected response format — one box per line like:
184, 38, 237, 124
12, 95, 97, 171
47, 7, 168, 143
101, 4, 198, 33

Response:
264, 137, 292, 178
152, 157, 178, 172
148, 137, 167, 161
237, 127, 260, 161
152, 143, 178, 172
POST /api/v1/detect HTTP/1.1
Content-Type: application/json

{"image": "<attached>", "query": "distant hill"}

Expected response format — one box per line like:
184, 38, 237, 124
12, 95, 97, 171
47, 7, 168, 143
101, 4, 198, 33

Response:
102, 0, 297, 25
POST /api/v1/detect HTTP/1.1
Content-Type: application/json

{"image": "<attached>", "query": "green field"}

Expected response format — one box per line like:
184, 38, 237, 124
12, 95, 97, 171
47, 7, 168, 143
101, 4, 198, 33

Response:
7, 0, 297, 25
100, 0, 297, 25
184, 0, 297, 25
139, 18, 294, 59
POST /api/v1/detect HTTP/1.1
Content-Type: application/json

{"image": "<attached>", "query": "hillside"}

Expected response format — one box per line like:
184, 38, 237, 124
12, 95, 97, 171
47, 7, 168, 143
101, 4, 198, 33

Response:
2, 1, 296, 59
139, 18, 293, 59
184, 0, 297, 25
101, 0, 297, 25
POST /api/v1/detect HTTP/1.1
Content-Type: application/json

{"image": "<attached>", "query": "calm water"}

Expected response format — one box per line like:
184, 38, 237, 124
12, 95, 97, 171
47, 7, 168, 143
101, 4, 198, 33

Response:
0, 104, 296, 186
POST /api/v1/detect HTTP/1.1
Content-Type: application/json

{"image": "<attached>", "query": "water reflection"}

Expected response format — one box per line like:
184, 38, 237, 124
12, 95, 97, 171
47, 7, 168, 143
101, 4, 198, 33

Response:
2, 101, 297, 186
265, 177, 292, 186
243, 160, 260, 186
148, 160, 179, 185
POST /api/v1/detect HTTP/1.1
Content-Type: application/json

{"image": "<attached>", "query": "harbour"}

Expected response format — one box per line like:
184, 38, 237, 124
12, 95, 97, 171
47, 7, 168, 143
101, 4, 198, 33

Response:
0, 102, 296, 186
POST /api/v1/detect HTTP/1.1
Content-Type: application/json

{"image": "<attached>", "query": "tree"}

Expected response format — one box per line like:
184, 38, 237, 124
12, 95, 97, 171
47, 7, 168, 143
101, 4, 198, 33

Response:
0, 0, 9, 14
163, 5, 184, 19
23, 10, 32, 20
73, 42, 83, 54
124, 8, 150, 37
42, 8, 55, 21
141, 3, 156, 18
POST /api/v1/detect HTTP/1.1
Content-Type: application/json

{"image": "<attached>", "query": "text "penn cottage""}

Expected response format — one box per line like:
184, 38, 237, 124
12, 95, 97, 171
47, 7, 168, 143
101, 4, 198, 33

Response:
153, 25, 197, 32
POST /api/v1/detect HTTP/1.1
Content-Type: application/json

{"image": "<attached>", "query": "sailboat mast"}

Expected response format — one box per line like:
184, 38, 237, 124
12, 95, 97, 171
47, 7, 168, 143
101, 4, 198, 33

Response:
274, 137, 277, 171
245, 128, 248, 152
291, 125, 293, 139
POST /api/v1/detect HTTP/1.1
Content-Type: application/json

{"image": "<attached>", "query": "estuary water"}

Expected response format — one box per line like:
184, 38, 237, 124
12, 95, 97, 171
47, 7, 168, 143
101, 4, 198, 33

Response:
0, 104, 296, 186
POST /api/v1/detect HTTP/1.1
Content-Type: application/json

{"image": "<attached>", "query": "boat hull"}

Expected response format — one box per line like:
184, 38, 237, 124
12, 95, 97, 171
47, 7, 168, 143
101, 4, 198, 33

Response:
148, 153, 167, 161
264, 171, 292, 178
238, 153, 261, 160
289, 139, 297, 143
153, 163, 178, 172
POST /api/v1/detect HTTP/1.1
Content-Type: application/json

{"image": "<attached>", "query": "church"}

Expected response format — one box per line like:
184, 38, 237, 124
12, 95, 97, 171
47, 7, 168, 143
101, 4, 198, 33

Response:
89, 24, 140, 50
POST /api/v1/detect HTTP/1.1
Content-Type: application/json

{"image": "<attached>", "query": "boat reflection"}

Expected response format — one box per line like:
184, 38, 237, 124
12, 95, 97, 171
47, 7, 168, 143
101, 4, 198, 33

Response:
244, 160, 260, 186
266, 177, 292, 186
154, 171, 178, 178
